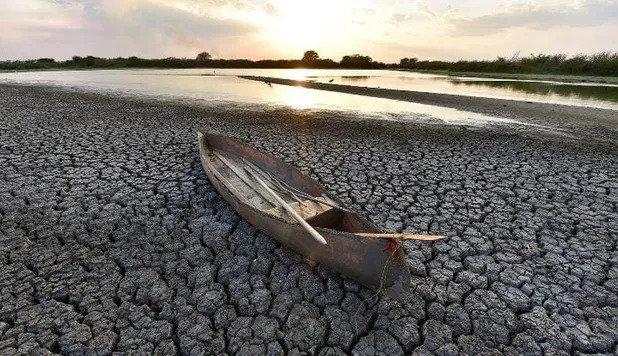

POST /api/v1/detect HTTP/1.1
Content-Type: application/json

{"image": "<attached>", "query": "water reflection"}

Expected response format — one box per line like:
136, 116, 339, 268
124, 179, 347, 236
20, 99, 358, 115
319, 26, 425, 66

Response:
1, 68, 614, 127
276, 86, 313, 109
0, 69, 438, 114
450, 80, 618, 104
4, 68, 615, 109
308, 71, 618, 109
0, 69, 529, 126
341, 76, 369, 82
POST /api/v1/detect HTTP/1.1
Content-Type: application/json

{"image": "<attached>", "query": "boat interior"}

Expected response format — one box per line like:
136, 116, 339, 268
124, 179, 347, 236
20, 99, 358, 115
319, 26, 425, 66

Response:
206, 146, 373, 234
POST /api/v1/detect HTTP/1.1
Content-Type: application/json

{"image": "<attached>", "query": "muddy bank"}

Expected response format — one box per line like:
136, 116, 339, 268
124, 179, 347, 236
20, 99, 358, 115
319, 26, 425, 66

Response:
240, 75, 618, 129
0, 84, 617, 354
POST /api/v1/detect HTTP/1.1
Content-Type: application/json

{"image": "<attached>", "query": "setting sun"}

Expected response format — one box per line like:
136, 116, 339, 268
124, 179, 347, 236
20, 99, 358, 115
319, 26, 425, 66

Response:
267, 0, 346, 55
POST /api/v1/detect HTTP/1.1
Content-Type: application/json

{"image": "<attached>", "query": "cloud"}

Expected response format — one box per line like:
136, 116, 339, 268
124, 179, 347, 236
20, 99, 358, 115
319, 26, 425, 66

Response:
450, 0, 618, 36
1, 0, 617, 62
417, 1, 437, 18
264, 2, 278, 16
109, 1, 253, 36
0, 0, 259, 59
104, 2, 258, 57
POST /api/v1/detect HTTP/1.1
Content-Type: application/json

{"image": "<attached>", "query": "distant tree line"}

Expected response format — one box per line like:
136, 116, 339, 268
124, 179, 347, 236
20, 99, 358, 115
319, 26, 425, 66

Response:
0, 50, 386, 71
1, 51, 616, 76
398, 52, 618, 77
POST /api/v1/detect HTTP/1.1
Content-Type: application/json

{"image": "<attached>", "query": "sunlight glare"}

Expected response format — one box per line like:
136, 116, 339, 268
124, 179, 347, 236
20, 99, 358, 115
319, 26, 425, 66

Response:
277, 86, 313, 109
287, 68, 313, 80
268, 0, 345, 55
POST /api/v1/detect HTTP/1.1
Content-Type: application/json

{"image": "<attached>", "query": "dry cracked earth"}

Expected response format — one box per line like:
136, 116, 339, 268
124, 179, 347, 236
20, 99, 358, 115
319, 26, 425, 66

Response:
0, 84, 617, 355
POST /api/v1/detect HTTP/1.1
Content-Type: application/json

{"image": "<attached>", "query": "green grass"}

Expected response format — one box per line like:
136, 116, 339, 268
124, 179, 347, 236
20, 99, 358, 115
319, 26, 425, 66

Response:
402, 70, 618, 84
446, 71, 618, 84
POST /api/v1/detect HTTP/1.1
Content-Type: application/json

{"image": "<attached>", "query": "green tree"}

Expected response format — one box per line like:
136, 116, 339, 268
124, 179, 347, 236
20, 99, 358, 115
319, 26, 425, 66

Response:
196, 52, 212, 61
399, 57, 418, 67
340, 54, 373, 68
83, 56, 97, 66
302, 50, 319, 62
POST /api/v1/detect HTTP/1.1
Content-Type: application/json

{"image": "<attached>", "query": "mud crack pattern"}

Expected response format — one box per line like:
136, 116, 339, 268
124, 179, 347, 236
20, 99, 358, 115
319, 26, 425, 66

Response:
0, 85, 617, 355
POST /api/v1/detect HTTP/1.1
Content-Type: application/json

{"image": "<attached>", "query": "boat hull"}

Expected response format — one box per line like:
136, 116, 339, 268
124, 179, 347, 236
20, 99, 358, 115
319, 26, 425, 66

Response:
198, 132, 411, 299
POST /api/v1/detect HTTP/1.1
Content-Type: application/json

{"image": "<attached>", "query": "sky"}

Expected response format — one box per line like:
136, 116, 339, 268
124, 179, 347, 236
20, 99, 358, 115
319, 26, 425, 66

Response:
0, 0, 617, 62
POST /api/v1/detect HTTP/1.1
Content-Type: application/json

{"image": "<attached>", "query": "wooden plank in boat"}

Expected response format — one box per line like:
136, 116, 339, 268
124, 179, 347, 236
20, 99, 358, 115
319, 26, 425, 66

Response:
266, 199, 332, 223
210, 156, 274, 210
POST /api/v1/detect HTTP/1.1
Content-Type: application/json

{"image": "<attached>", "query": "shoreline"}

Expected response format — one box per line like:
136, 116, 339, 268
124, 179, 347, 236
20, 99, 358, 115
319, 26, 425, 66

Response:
239, 75, 618, 128
3, 81, 617, 148
2, 80, 617, 148
3, 66, 618, 85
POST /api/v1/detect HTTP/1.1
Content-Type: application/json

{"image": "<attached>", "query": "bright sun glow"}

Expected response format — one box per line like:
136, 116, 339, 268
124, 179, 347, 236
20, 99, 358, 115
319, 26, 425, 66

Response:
268, 0, 346, 55
276, 86, 314, 109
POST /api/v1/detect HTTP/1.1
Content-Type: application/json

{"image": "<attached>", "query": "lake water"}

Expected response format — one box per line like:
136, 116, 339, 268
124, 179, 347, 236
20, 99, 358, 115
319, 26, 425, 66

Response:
1, 68, 615, 125
309, 71, 618, 110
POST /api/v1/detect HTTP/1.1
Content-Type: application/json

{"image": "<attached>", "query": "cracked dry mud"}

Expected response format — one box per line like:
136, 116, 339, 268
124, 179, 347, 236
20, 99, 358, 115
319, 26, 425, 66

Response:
0, 84, 617, 355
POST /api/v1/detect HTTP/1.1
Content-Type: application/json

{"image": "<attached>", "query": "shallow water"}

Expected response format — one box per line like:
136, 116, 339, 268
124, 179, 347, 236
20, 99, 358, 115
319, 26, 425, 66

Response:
448, 79, 618, 107
305, 70, 618, 110
1, 68, 613, 126
138, 68, 618, 109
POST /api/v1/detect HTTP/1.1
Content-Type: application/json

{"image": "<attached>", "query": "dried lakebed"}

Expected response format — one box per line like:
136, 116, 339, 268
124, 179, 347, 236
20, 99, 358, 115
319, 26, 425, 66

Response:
0, 84, 617, 355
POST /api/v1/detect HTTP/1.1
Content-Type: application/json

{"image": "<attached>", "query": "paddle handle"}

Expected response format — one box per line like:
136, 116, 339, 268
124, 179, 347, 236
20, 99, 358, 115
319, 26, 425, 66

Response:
246, 168, 328, 245
356, 233, 445, 241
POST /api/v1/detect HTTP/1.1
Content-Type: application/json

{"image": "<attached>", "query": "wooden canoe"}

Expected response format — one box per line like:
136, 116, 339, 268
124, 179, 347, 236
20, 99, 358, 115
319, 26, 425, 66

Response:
197, 131, 411, 299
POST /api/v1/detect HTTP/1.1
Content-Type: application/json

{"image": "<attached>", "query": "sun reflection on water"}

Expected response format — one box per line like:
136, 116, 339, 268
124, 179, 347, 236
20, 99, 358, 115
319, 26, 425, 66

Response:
276, 86, 313, 109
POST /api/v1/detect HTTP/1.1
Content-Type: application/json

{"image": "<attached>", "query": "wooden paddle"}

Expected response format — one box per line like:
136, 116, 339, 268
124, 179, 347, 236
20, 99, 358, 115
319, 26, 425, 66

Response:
244, 166, 328, 245
239, 157, 444, 243
355, 233, 446, 241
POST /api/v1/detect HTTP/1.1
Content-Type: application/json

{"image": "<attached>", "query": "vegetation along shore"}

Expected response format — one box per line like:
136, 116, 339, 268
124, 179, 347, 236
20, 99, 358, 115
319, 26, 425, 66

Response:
2, 51, 617, 80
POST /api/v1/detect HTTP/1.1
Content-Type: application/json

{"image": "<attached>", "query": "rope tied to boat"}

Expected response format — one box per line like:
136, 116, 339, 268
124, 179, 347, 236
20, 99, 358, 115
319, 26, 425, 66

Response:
378, 239, 402, 296
381, 238, 400, 254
